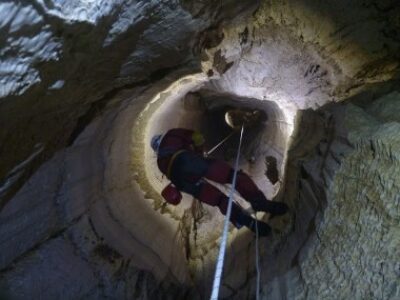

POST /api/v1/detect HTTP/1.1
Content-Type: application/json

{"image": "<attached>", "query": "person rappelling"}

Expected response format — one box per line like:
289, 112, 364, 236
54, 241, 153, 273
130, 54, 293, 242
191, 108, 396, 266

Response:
150, 109, 288, 236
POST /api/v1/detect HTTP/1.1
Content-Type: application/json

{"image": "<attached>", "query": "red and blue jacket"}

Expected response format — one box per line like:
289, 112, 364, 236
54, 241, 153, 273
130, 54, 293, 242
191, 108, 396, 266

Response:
156, 128, 203, 177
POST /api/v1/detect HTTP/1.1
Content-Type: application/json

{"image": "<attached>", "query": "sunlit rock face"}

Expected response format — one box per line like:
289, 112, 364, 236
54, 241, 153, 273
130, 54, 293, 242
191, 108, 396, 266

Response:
0, 0, 400, 299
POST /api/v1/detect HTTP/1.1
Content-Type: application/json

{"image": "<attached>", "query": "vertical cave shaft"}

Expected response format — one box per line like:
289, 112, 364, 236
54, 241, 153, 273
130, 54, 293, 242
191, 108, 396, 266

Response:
0, 1, 399, 299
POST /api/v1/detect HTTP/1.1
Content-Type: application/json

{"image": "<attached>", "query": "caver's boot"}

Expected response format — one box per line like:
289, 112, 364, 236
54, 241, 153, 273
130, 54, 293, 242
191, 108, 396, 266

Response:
236, 211, 271, 237
251, 193, 289, 216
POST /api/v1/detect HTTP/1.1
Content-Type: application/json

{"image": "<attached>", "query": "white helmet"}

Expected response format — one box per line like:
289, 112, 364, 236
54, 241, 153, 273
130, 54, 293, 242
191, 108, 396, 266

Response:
150, 134, 163, 152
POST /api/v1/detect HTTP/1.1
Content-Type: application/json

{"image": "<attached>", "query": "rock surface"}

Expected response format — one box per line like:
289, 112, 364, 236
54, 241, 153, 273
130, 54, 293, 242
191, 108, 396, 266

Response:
0, 0, 399, 299
262, 92, 400, 300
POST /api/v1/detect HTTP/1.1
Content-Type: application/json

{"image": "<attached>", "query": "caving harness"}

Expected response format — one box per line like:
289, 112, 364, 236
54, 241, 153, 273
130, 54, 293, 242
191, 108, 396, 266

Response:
159, 130, 235, 205
166, 149, 187, 179
160, 149, 187, 205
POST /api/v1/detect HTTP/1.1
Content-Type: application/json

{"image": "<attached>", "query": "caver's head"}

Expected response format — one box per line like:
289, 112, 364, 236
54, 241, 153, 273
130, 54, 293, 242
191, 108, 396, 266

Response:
150, 134, 163, 153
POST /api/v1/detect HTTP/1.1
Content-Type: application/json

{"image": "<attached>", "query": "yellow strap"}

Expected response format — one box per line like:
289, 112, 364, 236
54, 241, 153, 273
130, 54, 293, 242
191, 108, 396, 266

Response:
166, 150, 186, 179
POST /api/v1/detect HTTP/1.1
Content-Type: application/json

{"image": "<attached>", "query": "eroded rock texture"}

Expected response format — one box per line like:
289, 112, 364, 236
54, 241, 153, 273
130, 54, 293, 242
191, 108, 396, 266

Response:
301, 102, 400, 299
0, 0, 254, 206
0, 0, 399, 299
265, 92, 400, 299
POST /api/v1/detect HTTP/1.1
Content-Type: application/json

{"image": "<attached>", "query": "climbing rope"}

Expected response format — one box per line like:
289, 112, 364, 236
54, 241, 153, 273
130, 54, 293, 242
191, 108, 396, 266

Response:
210, 125, 244, 300
254, 213, 260, 300
206, 131, 236, 156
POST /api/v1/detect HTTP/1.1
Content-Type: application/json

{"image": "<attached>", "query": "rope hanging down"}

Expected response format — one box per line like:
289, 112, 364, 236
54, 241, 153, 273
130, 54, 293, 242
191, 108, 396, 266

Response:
210, 125, 244, 300
206, 131, 235, 156
255, 214, 261, 300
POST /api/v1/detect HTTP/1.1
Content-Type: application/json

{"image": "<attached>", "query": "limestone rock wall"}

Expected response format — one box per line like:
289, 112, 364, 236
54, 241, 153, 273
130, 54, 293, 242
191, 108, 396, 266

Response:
183, 2, 400, 296
0, 0, 400, 299
297, 94, 400, 299
0, 0, 254, 207
258, 91, 400, 299
0, 73, 202, 299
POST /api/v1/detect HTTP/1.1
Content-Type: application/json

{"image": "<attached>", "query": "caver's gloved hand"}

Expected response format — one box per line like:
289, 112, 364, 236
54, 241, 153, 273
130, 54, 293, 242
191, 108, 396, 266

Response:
161, 183, 182, 205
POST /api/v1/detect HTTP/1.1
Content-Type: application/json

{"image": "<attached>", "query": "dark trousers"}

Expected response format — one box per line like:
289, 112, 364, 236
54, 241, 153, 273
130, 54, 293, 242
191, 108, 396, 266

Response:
170, 151, 266, 227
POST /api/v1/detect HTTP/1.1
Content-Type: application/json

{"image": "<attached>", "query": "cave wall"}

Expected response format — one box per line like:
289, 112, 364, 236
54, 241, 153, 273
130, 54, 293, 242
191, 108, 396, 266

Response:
0, 71, 204, 300
264, 91, 400, 299
0, 0, 256, 207
184, 2, 400, 296
0, 0, 399, 299
296, 93, 400, 299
